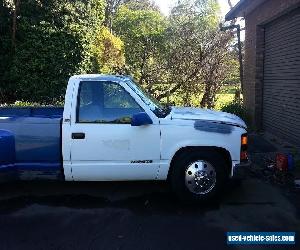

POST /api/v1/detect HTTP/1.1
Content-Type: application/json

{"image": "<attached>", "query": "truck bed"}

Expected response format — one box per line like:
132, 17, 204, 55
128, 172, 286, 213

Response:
0, 107, 64, 182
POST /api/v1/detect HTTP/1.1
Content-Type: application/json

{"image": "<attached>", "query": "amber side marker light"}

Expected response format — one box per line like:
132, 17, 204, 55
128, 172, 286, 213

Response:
241, 134, 248, 162
241, 134, 248, 146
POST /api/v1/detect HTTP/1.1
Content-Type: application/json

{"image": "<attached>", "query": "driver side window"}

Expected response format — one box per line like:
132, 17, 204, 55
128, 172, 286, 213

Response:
77, 81, 143, 124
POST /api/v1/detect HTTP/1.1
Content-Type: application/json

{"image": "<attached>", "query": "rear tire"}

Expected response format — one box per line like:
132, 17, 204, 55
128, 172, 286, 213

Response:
170, 149, 227, 202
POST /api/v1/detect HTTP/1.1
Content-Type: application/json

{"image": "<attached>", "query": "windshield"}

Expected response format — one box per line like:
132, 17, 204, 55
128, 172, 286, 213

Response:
125, 79, 171, 118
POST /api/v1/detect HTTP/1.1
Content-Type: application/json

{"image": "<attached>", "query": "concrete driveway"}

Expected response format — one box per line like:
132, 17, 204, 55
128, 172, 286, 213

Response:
0, 178, 299, 250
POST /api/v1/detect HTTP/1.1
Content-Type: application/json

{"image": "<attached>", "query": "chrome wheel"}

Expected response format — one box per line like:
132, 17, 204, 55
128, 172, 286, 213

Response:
185, 160, 217, 195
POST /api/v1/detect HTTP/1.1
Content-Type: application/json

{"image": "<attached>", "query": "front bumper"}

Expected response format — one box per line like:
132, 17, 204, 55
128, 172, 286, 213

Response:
232, 160, 252, 179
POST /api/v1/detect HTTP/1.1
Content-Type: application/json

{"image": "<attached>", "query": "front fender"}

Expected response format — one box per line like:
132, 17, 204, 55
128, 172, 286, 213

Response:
157, 124, 245, 180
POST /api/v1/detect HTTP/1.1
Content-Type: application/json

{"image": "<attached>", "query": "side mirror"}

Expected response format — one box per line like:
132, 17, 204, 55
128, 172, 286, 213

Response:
131, 112, 153, 127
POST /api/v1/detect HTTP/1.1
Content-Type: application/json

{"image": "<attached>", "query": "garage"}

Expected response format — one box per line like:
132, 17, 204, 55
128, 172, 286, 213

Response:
263, 8, 300, 146
225, 0, 300, 147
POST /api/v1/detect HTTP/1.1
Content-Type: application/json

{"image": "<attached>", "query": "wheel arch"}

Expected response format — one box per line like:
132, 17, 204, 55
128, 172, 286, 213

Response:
167, 146, 232, 181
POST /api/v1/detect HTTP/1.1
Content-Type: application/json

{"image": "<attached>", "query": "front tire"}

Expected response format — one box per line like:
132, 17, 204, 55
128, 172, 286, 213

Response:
170, 149, 227, 202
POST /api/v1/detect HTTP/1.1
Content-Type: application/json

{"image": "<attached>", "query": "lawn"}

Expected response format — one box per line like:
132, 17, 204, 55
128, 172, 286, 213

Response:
166, 85, 238, 110
215, 93, 235, 110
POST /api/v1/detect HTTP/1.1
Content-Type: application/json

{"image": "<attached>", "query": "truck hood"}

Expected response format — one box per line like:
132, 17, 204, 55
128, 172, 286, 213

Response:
170, 107, 247, 129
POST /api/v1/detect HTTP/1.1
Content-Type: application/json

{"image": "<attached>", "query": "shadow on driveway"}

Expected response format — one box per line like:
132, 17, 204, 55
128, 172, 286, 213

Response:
0, 180, 299, 250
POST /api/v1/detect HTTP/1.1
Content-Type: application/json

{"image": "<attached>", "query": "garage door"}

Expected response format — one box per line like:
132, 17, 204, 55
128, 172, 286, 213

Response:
263, 8, 300, 146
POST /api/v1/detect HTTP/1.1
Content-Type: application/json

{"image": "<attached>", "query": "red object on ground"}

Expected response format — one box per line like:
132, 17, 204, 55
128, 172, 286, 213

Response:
276, 153, 288, 171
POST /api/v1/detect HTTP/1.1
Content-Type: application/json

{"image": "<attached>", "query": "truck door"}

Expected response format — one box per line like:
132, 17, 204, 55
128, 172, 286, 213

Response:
69, 80, 161, 181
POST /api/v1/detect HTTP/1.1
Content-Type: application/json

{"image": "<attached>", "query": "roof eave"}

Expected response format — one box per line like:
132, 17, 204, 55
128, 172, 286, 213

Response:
225, 0, 248, 21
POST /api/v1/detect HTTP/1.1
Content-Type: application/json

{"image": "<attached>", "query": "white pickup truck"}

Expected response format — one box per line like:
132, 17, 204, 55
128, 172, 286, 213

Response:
0, 75, 249, 202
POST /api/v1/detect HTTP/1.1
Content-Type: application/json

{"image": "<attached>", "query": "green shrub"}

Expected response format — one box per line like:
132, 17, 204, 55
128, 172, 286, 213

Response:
0, 101, 64, 107
221, 102, 251, 125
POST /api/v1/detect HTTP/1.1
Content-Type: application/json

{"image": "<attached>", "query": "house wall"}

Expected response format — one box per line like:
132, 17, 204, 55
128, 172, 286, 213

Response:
243, 0, 300, 129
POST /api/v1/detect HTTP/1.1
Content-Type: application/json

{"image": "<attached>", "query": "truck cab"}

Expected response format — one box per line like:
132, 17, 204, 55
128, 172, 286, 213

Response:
62, 75, 249, 201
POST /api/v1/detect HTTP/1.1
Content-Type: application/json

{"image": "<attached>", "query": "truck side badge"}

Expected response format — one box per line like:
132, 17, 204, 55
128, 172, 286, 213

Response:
131, 160, 153, 164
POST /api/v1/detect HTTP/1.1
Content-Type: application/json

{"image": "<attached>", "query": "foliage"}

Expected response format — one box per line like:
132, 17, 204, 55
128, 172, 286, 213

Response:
114, 0, 239, 109
114, 3, 167, 83
104, 0, 159, 31
0, 100, 64, 107
221, 101, 251, 125
0, 0, 241, 110
215, 94, 235, 111
164, 85, 237, 110
0, 0, 126, 104
90, 26, 125, 73
161, 0, 237, 108
8, 24, 84, 103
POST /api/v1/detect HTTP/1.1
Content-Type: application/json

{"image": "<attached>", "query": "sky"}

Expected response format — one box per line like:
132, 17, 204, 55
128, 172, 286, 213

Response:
154, 0, 240, 17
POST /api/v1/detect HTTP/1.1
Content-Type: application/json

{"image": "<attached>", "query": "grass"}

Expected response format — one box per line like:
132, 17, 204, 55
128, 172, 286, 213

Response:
164, 85, 238, 110
215, 93, 235, 110
215, 85, 240, 110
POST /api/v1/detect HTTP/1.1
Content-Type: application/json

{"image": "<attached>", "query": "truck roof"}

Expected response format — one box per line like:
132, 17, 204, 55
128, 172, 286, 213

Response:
70, 74, 132, 82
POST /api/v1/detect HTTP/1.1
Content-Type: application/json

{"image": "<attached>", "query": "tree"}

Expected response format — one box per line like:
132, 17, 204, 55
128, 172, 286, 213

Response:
227, 0, 233, 9
3, 0, 106, 103
0, 0, 240, 109
0, 0, 15, 102
104, 0, 123, 30
114, 2, 166, 86
113, 0, 238, 109
90, 26, 125, 73
0, 0, 125, 104
104, 0, 158, 30
11, 0, 20, 50
154, 0, 237, 108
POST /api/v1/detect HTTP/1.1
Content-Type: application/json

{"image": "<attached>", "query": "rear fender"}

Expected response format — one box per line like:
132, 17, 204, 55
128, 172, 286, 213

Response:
0, 130, 17, 182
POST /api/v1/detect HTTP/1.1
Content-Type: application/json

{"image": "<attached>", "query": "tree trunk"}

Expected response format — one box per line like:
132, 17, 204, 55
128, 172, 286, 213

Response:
104, 0, 123, 31
200, 83, 211, 108
183, 90, 190, 106
12, 0, 20, 50
200, 80, 218, 109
